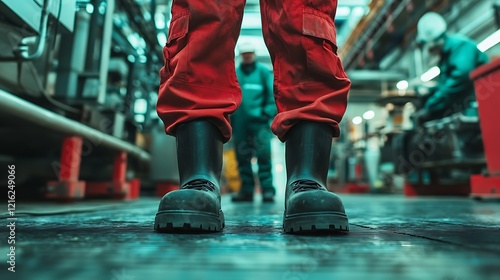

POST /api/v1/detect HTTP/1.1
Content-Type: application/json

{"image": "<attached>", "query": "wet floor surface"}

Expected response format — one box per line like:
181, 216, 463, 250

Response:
1, 195, 500, 280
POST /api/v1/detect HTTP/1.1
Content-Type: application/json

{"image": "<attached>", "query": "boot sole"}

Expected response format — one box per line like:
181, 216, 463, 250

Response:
154, 210, 224, 233
283, 212, 349, 234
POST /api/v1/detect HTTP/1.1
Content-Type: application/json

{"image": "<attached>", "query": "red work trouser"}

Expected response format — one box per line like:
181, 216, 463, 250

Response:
157, 0, 351, 142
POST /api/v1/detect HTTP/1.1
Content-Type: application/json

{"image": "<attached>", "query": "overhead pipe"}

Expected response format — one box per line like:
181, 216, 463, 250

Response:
340, 0, 395, 68
0, 0, 52, 62
350, 0, 412, 67
18, 0, 52, 60
0, 89, 151, 163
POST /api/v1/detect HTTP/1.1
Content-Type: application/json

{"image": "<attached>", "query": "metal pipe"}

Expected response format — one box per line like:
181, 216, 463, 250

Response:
350, 0, 411, 69
0, 0, 52, 62
98, 0, 114, 104
19, 0, 51, 60
0, 89, 151, 163
343, 0, 396, 68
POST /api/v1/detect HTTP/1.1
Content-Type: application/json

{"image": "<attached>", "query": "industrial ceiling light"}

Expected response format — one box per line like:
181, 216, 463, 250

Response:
396, 80, 409, 90
134, 99, 148, 114
157, 32, 167, 46
134, 114, 145, 123
420, 66, 441, 82
478, 29, 500, 52
86, 4, 94, 14
352, 7, 366, 16
155, 13, 166, 30
127, 54, 136, 63
337, 6, 351, 17
363, 110, 375, 120
352, 116, 363, 125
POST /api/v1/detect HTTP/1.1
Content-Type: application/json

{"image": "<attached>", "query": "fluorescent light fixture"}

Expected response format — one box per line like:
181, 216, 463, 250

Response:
134, 99, 148, 114
397, 80, 409, 90
136, 48, 145, 56
155, 13, 166, 30
134, 114, 145, 123
98, 1, 106, 14
352, 116, 363, 125
421, 66, 441, 82
478, 29, 500, 52
127, 54, 135, 63
86, 4, 94, 13
157, 32, 167, 46
127, 33, 139, 48
352, 7, 366, 16
128, 33, 147, 50
337, 6, 351, 17
363, 110, 375, 120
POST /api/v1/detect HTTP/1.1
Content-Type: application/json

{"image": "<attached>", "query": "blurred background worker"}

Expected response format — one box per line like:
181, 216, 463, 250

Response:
231, 42, 276, 203
414, 12, 489, 123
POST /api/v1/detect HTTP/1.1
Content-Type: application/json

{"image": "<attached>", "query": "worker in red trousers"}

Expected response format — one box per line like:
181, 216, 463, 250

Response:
155, 0, 351, 234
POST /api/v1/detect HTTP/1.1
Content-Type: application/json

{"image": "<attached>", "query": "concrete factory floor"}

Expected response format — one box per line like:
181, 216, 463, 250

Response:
1, 194, 500, 280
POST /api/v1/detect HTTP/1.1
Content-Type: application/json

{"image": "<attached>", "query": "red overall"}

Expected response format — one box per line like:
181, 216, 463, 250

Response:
157, 0, 351, 142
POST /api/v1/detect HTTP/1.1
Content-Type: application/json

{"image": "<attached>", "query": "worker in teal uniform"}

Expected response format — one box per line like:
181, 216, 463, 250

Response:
415, 12, 489, 123
231, 42, 277, 202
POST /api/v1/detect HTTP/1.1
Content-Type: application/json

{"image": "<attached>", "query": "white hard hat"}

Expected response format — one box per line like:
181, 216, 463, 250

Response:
238, 42, 255, 54
417, 12, 447, 44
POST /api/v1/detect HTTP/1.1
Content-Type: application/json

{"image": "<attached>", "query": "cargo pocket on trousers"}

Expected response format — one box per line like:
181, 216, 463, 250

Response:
162, 11, 189, 81
302, 8, 347, 80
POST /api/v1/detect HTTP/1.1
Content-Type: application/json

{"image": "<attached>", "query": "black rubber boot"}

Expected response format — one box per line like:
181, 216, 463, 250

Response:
154, 120, 225, 232
283, 122, 349, 234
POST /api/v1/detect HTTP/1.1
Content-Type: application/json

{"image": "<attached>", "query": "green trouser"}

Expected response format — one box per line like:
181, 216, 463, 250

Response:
232, 119, 274, 195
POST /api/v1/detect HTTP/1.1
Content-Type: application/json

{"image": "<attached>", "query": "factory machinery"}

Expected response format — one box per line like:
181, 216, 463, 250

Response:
0, 0, 174, 200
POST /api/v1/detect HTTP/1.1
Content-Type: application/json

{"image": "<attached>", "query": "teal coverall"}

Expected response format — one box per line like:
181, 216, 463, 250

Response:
424, 34, 489, 120
232, 62, 276, 195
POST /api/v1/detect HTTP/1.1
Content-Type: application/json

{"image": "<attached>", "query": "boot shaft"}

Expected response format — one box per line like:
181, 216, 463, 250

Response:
176, 120, 224, 187
285, 121, 334, 188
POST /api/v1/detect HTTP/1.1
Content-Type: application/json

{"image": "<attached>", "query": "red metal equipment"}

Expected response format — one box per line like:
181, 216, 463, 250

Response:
470, 58, 500, 199
86, 152, 141, 200
46, 136, 86, 200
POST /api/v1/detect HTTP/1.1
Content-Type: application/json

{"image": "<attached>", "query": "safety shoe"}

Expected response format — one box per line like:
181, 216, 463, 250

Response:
154, 120, 224, 233
283, 180, 348, 233
282, 121, 349, 234
155, 179, 224, 232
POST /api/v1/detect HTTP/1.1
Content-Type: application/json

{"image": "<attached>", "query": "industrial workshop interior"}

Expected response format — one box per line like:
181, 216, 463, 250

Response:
1, 0, 500, 279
